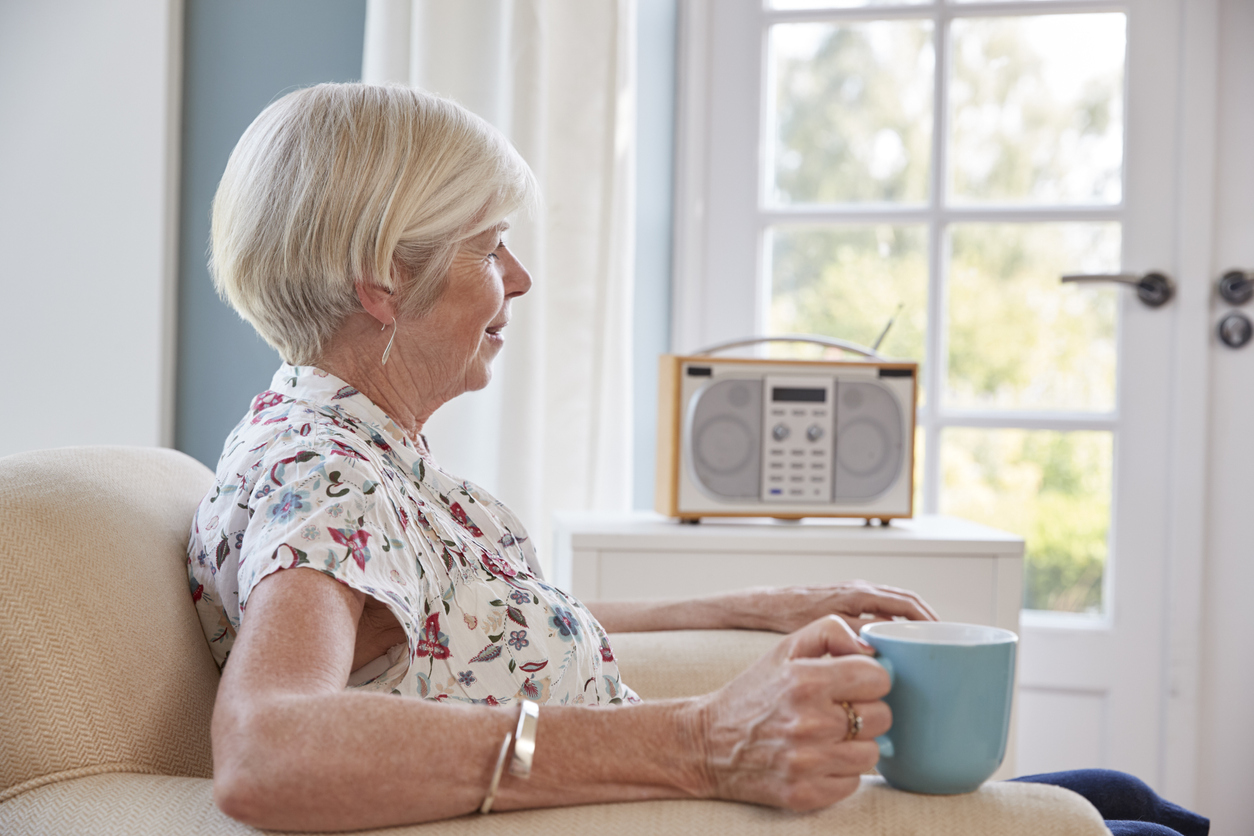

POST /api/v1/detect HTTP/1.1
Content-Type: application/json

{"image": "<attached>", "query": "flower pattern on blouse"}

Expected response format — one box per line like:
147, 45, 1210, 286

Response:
187, 364, 638, 706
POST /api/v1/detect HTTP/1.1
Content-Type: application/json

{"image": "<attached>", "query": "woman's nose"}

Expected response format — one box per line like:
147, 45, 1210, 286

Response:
501, 248, 532, 298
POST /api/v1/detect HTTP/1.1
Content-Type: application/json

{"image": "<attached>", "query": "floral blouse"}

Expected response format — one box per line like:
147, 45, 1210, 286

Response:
187, 364, 638, 706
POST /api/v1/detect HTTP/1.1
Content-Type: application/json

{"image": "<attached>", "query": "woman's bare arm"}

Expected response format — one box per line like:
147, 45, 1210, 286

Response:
586, 582, 939, 635
212, 569, 890, 831
212, 568, 702, 829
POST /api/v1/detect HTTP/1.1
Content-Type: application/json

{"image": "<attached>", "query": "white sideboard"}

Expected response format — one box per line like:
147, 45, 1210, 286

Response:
552, 511, 1025, 778
553, 513, 1024, 632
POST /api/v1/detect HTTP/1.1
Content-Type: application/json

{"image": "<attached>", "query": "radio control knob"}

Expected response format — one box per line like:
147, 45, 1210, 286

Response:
806, 424, 824, 442
772, 423, 790, 441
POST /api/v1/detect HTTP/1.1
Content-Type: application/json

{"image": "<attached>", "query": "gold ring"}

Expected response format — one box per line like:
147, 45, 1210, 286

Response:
840, 701, 864, 741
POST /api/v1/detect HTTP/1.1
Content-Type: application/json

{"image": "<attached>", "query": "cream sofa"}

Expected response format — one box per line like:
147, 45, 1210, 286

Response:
0, 446, 1109, 835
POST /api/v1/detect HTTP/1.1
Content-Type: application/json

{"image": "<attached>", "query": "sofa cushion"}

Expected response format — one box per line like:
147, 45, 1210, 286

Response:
0, 446, 218, 800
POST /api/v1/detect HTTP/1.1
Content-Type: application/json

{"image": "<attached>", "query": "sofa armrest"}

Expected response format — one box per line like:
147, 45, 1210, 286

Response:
0, 773, 1110, 836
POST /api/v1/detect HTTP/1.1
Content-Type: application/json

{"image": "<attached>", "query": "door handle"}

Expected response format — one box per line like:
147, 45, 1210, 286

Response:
1218, 270, 1253, 306
1060, 271, 1174, 308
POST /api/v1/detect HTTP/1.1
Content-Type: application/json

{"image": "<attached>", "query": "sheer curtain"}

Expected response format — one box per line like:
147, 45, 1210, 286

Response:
363, 0, 636, 573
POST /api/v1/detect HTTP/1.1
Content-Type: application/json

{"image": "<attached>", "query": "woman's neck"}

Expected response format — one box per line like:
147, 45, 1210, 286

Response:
315, 312, 446, 441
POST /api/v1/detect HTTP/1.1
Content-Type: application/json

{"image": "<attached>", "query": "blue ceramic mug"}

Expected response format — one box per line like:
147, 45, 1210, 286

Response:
860, 621, 1017, 795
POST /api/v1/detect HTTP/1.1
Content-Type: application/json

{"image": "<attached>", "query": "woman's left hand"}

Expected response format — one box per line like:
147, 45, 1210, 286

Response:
719, 582, 939, 634
586, 580, 938, 635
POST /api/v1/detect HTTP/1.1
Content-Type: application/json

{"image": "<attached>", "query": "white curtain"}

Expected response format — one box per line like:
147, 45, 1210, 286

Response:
363, 0, 636, 574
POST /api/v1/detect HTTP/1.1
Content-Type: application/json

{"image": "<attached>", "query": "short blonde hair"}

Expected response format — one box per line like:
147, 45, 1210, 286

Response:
210, 83, 537, 364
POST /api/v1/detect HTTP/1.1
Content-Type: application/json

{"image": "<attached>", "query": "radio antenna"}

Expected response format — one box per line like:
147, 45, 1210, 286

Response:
872, 304, 904, 352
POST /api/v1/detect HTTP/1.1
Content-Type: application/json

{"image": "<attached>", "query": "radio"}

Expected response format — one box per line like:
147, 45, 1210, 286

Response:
655, 340, 917, 521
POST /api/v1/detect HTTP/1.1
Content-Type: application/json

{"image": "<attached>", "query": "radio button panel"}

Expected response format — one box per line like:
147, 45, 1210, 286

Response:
761, 375, 835, 502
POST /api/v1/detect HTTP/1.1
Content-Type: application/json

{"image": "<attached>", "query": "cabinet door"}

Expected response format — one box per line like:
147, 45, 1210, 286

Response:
583, 550, 1005, 628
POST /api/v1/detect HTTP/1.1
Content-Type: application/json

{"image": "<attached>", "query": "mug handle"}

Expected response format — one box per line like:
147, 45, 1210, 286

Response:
872, 657, 895, 758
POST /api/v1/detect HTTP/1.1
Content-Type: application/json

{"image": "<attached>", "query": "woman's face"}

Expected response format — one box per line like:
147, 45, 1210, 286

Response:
409, 223, 531, 399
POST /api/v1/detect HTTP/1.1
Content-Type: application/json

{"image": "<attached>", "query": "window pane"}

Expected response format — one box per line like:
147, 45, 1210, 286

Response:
770, 20, 933, 204
769, 224, 928, 385
946, 223, 1119, 412
949, 14, 1125, 204
941, 428, 1111, 614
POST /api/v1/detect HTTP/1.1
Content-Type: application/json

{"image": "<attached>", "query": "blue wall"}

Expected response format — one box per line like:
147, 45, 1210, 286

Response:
633, 0, 677, 509
175, 0, 366, 467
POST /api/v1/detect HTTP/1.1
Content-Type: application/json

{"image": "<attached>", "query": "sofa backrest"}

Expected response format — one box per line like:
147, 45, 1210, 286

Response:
0, 446, 219, 801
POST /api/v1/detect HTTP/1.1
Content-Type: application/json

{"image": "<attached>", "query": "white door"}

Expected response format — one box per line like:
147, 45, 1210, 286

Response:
1013, 0, 1185, 787
675, 0, 1200, 793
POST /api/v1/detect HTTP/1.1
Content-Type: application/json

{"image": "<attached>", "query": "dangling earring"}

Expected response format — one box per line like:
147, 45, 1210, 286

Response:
381, 319, 397, 366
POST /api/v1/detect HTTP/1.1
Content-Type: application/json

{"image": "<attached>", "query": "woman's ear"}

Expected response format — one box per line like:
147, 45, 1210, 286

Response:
355, 277, 397, 327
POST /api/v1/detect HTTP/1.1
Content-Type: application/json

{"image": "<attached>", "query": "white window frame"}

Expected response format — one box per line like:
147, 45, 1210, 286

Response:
672, 0, 1128, 535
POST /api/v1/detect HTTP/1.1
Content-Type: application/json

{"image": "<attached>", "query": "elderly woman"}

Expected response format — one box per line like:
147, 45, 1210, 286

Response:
186, 82, 936, 830
187, 83, 1207, 836
187, 82, 930, 831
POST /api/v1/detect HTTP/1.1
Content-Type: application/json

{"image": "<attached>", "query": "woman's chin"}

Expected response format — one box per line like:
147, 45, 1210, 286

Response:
464, 371, 492, 392
452, 339, 505, 395
462, 359, 496, 393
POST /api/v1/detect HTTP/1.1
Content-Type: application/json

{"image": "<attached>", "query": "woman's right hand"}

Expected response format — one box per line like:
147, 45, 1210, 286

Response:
692, 615, 892, 811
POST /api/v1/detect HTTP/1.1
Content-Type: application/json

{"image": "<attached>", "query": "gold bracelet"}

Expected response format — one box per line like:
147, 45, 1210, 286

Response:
509, 700, 539, 778
478, 732, 513, 815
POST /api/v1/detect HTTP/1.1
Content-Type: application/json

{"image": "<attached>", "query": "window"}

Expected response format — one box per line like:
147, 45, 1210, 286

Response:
677, 0, 1129, 613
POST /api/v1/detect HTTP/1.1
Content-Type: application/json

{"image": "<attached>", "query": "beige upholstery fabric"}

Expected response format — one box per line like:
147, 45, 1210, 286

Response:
0, 447, 219, 800
0, 445, 1110, 835
610, 629, 784, 699
0, 772, 1110, 836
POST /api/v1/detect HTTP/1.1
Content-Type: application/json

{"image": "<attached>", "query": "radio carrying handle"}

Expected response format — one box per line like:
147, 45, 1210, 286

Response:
691, 334, 884, 360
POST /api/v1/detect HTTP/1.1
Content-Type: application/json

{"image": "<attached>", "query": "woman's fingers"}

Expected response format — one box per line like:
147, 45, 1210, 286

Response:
773, 774, 864, 813
784, 614, 876, 660
825, 739, 883, 774
863, 582, 940, 620
836, 698, 891, 742
846, 583, 938, 621
786, 654, 891, 704
733, 582, 938, 634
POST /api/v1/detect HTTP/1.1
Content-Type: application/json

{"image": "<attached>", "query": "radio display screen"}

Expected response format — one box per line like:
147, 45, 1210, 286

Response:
771, 387, 826, 403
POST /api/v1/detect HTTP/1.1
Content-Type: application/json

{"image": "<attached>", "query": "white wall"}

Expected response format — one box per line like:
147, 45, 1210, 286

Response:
1196, 1, 1254, 829
0, 0, 179, 458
